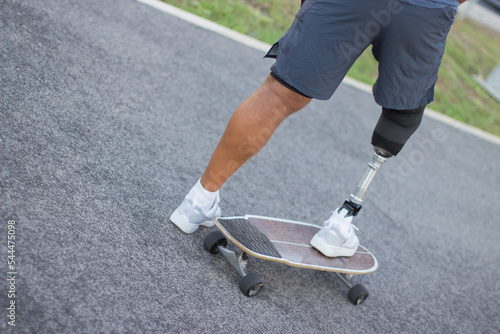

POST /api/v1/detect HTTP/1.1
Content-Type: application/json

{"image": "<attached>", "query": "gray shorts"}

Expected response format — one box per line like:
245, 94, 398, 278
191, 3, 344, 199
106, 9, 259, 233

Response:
267, 0, 457, 110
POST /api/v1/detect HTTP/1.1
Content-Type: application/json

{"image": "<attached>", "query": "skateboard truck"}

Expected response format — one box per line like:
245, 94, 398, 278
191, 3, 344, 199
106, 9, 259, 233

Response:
204, 230, 264, 297
341, 148, 389, 216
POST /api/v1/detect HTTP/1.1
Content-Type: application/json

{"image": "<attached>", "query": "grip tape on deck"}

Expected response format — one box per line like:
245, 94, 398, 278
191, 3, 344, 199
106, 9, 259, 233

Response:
218, 218, 282, 258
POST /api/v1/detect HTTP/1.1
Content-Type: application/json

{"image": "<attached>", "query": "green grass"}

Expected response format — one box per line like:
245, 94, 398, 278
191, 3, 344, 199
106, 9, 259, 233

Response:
164, 0, 500, 136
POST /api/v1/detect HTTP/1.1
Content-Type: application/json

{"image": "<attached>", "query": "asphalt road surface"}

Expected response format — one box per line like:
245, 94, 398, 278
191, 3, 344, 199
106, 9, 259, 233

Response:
2, 0, 500, 333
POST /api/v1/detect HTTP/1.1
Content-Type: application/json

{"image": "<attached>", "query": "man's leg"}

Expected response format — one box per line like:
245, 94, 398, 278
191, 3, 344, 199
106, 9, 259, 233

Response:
201, 74, 311, 192
170, 74, 311, 233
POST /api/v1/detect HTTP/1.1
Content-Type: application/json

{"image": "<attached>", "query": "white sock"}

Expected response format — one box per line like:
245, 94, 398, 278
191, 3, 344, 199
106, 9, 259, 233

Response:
186, 179, 220, 214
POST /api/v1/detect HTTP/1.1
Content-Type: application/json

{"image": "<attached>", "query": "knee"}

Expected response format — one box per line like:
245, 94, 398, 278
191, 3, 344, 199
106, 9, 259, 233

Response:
265, 74, 312, 118
371, 105, 425, 156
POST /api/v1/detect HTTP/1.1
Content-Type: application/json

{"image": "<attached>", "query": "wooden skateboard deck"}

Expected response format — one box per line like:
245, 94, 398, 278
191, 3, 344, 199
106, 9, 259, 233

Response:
213, 215, 378, 275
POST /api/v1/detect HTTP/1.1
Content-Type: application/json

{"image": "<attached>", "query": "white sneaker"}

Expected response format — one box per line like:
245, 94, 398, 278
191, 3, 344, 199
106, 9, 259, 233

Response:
170, 194, 221, 234
310, 208, 359, 257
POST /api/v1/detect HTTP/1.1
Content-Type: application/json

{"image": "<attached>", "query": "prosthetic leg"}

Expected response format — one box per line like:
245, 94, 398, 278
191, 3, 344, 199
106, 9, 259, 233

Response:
330, 106, 425, 300
340, 105, 426, 216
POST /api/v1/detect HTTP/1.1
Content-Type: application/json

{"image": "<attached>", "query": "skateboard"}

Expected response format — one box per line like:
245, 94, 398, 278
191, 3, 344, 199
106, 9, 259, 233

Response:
203, 215, 378, 305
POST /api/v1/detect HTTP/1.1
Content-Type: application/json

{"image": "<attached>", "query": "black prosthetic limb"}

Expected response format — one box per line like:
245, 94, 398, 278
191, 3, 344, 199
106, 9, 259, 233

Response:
371, 105, 425, 157
340, 105, 425, 216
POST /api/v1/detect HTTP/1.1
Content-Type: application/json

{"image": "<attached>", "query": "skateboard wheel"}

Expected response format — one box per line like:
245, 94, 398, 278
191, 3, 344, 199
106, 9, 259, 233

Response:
239, 273, 264, 297
348, 283, 369, 305
203, 231, 227, 254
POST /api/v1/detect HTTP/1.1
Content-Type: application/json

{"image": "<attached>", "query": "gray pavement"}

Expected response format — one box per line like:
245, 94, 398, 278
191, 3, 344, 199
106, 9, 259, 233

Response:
1, 0, 500, 333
